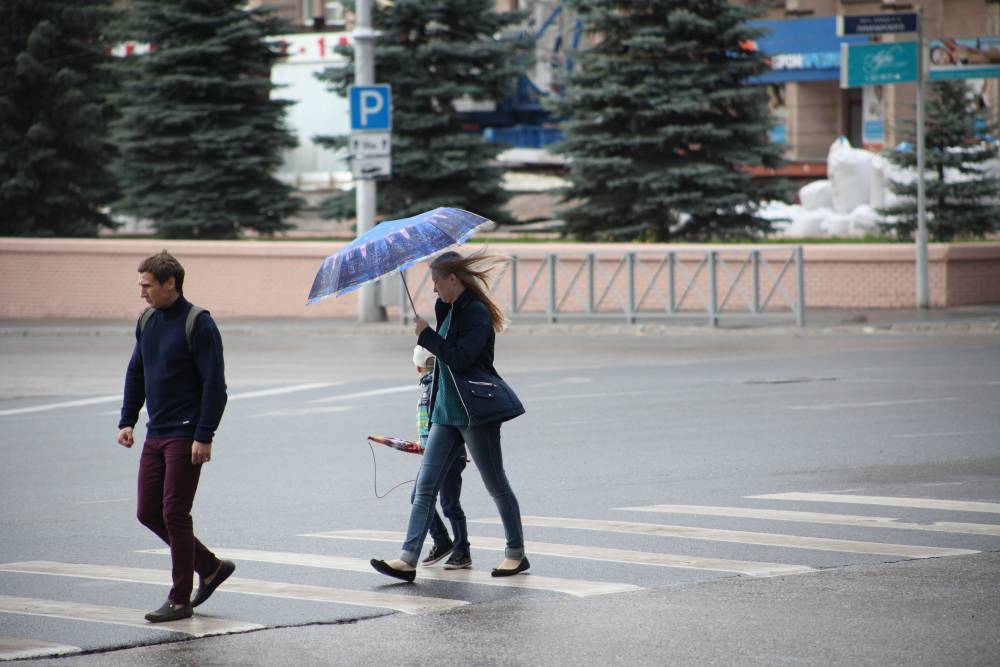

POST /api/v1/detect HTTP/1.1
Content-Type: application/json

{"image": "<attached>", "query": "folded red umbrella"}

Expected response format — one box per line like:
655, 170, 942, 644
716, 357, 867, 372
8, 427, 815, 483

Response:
367, 434, 423, 455
367, 434, 471, 462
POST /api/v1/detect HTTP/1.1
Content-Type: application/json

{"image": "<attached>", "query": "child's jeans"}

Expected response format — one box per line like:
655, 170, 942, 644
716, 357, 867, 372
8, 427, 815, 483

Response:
409, 454, 469, 556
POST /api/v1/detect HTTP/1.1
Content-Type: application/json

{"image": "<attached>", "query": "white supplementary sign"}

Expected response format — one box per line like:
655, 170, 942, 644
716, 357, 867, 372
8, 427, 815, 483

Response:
351, 155, 392, 180
349, 132, 391, 158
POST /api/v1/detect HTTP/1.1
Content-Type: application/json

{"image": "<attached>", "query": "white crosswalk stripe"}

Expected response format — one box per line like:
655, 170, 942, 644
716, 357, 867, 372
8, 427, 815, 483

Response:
614, 504, 1000, 537
139, 547, 641, 597
304, 529, 814, 577
0, 635, 80, 661
2, 490, 993, 659
0, 594, 261, 638
473, 516, 978, 559
0, 561, 465, 615
747, 492, 1000, 515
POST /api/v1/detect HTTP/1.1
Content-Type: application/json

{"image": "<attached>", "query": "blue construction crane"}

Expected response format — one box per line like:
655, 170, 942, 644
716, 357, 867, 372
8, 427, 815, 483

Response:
461, 1, 582, 148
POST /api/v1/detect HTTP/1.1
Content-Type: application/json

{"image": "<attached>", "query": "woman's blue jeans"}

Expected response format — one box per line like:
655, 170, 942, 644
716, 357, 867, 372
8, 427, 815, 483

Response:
401, 422, 524, 566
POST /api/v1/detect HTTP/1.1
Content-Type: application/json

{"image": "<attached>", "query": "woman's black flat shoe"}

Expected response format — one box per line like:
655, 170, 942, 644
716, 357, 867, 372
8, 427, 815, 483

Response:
370, 559, 416, 582
491, 557, 530, 577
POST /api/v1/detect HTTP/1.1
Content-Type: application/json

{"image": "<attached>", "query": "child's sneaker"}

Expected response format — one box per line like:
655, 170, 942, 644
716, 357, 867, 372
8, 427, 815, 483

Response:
421, 542, 453, 566
442, 552, 472, 570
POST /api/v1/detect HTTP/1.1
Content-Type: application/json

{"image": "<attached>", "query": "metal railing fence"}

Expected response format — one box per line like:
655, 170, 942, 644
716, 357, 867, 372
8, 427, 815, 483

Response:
395, 247, 804, 327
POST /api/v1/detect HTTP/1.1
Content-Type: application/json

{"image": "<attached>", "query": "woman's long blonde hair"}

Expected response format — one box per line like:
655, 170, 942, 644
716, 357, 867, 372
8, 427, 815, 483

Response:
430, 249, 507, 332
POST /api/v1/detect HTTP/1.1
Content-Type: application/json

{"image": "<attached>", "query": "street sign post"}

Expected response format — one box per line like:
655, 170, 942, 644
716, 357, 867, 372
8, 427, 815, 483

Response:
838, 10, 928, 308
837, 13, 918, 37
350, 0, 386, 322
348, 85, 392, 179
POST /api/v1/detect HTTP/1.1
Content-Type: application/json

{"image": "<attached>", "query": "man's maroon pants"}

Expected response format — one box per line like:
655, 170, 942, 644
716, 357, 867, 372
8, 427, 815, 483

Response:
137, 437, 220, 604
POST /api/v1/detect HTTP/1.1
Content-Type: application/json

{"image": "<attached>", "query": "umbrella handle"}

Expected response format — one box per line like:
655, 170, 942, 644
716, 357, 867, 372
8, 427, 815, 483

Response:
400, 272, 419, 319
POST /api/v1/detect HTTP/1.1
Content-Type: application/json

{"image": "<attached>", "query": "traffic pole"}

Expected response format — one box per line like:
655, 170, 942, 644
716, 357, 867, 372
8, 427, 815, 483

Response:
354, 0, 385, 322
915, 8, 928, 308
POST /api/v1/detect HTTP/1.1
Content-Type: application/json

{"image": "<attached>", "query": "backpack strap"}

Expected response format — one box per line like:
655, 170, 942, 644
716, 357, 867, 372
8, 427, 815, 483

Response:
138, 307, 155, 333
185, 305, 205, 352
138, 304, 205, 352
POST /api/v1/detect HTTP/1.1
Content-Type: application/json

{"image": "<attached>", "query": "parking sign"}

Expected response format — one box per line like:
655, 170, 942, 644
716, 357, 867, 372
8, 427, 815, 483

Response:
349, 85, 391, 131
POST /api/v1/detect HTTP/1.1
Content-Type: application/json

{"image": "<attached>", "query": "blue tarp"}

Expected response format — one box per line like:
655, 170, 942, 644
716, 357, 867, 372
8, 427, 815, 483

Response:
748, 17, 868, 84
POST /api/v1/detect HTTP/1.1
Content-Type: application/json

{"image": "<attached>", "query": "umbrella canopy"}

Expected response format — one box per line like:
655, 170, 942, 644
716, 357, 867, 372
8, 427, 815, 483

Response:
307, 207, 492, 305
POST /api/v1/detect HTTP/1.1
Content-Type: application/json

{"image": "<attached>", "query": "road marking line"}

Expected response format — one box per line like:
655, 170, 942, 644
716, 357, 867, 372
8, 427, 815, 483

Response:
472, 517, 977, 559
74, 498, 130, 506
747, 492, 1000, 515
228, 383, 344, 401
0, 561, 463, 616
0, 635, 80, 660
98, 382, 347, 416
615, 504, 1000, 537
303, 529, 813, 577
529, 390, 653, 403
892, 430, 1000, 439
782, 397, 960, 411
526, 377, 593, 388
251, 406, 354, 418
36, 383, 340, 418
0, 395, 121, 417
142, 547, 640, 598
309, 385, 416, 404
0, 594, 261, 638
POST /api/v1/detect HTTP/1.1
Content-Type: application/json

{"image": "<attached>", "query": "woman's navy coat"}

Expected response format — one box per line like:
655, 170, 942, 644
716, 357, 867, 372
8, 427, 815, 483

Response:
417, 289, 524, 427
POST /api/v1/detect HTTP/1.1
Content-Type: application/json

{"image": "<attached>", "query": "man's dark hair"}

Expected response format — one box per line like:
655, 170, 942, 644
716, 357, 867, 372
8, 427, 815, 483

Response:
138, 250, 185, 295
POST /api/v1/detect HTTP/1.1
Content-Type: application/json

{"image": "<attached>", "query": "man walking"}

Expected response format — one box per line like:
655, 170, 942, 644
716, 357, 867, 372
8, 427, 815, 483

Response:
117, 250, 235, 623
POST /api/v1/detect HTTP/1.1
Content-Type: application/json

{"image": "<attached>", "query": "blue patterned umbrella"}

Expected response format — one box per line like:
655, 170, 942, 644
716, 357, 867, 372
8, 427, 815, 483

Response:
307, 207, 492, 306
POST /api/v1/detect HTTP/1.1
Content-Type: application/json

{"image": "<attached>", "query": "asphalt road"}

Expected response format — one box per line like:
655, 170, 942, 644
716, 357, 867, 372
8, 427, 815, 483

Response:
0, 322, 998, 665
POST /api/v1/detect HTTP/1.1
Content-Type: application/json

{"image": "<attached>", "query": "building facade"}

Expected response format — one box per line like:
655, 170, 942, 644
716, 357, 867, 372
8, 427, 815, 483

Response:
739, 0, 1000, 168
252, 1, 1000, 187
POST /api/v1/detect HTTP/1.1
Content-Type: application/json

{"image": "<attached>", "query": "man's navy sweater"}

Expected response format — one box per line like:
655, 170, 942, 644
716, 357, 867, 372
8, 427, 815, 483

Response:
119, 296, 227, 443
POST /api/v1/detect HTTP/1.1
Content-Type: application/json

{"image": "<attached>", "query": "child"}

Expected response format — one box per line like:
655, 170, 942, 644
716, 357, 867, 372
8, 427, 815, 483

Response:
413, 345, 471, 569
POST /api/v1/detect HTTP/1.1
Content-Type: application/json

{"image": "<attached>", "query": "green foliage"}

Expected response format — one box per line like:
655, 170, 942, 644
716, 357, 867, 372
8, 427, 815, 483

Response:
0, 0, 119, 236
317, 0, 530, 224
111, 0, 300, 238
879, 80, 1000, 242
550, 0, 786, 242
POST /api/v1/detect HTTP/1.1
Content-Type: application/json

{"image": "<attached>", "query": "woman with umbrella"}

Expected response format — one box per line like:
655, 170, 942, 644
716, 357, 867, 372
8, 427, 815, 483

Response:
370, 249, 529, 581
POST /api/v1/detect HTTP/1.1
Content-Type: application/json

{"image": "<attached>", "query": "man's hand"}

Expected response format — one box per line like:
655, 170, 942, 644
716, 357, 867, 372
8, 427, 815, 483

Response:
192, 441, 212, 465
117, 427, 134, 448
414, 316, 429, 336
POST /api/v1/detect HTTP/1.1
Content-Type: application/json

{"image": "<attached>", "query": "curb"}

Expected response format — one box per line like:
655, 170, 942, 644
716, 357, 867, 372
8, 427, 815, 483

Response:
1, 320, 998, 338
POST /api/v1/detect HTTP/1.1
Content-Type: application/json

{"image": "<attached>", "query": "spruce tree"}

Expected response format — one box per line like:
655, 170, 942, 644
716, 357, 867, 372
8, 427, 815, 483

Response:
551, 0, 785, 241
317, 0, 529, 224
879, 80, 1000, 242
112, 0, 300, 238
0, 0, 119, 236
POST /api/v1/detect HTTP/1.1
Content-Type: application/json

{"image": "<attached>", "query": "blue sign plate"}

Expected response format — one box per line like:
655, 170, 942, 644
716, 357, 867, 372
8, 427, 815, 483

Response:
349, 85, 392, 132
837, 13, 918, 36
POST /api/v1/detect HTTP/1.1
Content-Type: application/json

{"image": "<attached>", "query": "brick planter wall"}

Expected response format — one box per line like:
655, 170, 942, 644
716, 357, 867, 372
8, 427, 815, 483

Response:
1, 239, 998, 320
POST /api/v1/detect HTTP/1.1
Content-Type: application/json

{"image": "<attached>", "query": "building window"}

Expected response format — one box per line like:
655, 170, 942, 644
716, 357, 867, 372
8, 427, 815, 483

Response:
302, 1, 345, 29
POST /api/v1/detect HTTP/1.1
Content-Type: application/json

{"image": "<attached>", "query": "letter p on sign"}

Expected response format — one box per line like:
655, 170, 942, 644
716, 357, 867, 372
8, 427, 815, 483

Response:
350, 85, 392, 132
